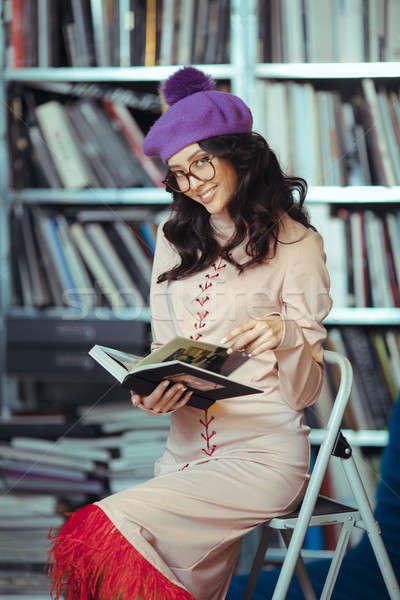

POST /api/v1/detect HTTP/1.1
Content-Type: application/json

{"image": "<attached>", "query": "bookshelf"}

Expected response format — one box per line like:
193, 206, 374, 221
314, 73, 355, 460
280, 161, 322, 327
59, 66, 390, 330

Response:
0, 0, 398, 430
0, 1, 399, 579
0, 0, 257, 418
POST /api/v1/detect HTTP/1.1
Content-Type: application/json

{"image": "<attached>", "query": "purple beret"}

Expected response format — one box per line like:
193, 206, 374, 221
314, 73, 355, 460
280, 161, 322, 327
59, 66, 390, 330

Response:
142, 67, 253, 162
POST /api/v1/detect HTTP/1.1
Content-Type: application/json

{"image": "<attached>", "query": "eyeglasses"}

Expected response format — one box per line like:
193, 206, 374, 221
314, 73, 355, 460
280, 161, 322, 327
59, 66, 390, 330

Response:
163, 155, 216, 193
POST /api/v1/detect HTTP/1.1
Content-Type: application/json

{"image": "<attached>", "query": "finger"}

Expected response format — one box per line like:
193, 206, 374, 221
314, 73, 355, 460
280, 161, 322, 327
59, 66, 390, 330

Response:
164, 389, 194, 412
231, 320, 270, 351
146, 380, 171, 405
174, 389, 194, 408
219, 320, 255, 344
230, 327, 262, 352
152, 383, 187, 413
130, 393, 143, 407
248, 339, 277, 357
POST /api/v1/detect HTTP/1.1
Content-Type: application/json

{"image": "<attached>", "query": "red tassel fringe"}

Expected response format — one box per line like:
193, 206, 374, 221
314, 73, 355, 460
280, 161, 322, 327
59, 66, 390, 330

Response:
46, 504, 197, 600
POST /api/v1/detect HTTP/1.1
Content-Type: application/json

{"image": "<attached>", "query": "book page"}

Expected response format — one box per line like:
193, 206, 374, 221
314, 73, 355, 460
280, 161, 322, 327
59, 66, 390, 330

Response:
136, 337, 248, 376
97, 346, 144, 372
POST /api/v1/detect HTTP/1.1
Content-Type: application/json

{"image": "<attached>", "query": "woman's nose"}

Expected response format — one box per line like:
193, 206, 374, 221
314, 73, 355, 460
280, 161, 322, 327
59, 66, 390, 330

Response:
188, 174, 202, 190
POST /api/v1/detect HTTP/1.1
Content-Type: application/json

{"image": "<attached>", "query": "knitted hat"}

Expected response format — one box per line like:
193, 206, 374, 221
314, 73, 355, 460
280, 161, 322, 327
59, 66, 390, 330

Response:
142, 66, 253, 162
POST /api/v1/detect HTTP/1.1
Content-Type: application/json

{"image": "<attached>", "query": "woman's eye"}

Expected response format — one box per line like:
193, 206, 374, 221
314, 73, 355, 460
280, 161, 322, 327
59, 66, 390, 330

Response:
174, 171, 184, 178
195, 157, 209, 167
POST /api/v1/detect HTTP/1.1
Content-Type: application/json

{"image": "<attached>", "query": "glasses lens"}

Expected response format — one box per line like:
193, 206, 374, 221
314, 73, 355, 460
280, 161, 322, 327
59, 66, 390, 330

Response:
190, 158, 214, 182
164, 158, 215, 193
165, 173, 189, 193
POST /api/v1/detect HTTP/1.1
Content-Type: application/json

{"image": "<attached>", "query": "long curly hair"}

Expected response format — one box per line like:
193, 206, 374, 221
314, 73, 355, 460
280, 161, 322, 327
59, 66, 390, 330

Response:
157, 131, 314, 283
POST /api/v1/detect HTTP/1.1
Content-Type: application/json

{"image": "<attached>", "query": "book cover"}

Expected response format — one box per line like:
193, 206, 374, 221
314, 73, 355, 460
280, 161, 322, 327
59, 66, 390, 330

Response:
89, 337, 264, 410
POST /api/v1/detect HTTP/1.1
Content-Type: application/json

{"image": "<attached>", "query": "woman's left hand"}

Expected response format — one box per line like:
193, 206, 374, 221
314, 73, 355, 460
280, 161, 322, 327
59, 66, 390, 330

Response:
219, 315, 284, 357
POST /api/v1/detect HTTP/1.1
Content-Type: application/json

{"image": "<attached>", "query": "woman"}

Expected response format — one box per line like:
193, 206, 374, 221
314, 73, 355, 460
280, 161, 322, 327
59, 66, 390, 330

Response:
47, 67, 332, 600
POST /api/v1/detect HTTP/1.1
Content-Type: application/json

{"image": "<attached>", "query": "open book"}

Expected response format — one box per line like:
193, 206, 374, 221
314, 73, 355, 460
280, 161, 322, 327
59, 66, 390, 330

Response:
89, 337, 264, 410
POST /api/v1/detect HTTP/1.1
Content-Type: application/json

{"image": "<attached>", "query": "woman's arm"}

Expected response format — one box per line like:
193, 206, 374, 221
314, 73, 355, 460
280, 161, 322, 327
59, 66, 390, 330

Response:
271, 230, 332, 409
221, 230, 332, 411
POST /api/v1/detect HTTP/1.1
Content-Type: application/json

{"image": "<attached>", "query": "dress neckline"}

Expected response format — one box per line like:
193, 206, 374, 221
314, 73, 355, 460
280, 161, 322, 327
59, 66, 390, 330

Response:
209, 211, 235, 238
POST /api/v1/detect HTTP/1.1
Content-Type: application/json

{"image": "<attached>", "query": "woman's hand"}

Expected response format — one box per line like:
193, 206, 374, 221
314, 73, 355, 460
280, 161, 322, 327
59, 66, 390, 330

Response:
130, 380, 193, 414
219, 315, 284, 357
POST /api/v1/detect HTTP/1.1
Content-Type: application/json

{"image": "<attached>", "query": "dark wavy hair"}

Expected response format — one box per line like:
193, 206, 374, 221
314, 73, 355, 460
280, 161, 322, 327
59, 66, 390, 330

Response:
157, 131, 314, 283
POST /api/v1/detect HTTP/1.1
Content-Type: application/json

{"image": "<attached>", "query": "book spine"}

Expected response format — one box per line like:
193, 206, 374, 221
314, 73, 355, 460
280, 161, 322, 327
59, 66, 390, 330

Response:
35, 101, 93, 189
70, 222, 127, 310
84, 223, 144, 307
103, 101, 164, 186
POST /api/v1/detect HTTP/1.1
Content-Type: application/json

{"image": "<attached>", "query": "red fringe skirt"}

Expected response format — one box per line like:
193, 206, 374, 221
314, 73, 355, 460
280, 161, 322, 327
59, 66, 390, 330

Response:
46, 504, 196, 600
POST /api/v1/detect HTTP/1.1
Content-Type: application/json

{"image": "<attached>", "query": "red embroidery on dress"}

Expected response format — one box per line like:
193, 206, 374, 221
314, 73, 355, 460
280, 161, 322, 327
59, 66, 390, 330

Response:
191, 259, 226, 340
194, 310, 208, 329
199, 282, 212, 293
196, 296, 209, 307
179, 463, 190, 471
200, 409, 216, 457
190, 333, 202, 341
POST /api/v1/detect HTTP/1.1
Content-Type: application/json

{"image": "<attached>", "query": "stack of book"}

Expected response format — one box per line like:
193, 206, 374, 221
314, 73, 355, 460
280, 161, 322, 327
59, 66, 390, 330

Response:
5, 0, 231, 68
0, 407, 169, 506
0, 492, 63, 565
255, 78, 400, 186
0, 407, 170, 593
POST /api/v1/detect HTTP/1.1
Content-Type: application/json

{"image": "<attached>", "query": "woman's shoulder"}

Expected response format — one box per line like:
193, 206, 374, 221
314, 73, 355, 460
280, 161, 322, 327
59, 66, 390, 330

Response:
277, 211, 321, 243
154, 213, 179, 260
276, 212, 324, 255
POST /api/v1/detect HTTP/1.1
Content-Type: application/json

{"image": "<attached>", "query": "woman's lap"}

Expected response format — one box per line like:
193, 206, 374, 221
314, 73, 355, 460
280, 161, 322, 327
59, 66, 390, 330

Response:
96, 458, 307, 600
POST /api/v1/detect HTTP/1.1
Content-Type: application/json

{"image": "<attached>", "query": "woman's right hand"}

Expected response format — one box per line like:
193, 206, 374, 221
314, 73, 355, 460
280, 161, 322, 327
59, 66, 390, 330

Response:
130, 380, 193, 415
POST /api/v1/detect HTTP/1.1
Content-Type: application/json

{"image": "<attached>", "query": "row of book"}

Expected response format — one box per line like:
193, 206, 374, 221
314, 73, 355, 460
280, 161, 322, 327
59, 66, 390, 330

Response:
308, 205, 400, 310
9, 87, 166, 190
258, 0, 400, 63
11, 205, 163, 311
10, 77, 400, 190
314, 328, 400, 432
255, 78, 400, 186
11, 203, 400, 312
5, 0, 230, 68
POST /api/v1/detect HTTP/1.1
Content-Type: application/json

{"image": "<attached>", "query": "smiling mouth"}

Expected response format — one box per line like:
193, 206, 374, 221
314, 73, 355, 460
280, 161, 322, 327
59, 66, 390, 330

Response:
198, 186, 217, 203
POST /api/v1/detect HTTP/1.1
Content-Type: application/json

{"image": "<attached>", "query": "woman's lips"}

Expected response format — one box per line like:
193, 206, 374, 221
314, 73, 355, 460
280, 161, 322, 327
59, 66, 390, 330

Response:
198, 186, 217, 204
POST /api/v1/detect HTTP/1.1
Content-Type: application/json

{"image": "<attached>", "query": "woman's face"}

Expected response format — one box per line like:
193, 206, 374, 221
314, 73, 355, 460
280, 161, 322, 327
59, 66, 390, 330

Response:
167, 143, 238, 216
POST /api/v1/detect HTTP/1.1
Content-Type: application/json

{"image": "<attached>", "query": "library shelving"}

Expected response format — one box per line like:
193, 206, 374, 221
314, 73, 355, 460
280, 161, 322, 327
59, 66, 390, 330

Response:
0, 0, 259, 418
0, 1, 398, 429
0, 0, 398, 435
0, 1, 399, 576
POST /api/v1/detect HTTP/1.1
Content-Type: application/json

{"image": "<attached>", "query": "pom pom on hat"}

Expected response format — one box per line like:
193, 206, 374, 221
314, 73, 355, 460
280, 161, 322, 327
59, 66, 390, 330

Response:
161, 66, 216, 107
143, 66, 252, 162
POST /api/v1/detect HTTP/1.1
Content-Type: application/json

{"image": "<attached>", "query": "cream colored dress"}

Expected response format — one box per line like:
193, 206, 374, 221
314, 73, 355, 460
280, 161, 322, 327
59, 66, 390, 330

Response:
97, 211, 332, 600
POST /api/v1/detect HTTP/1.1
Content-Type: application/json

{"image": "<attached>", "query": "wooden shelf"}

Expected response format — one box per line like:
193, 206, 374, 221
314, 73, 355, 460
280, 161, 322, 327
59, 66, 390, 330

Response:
4, 65, 236, 82
9, 186, 400, 205
256, 62, 400, 79
8, 188, 170, 205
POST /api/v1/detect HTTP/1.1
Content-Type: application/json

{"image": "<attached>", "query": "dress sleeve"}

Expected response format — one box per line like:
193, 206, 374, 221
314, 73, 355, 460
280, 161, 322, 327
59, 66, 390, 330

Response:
149, 217, 179, 352
271, 230, 332, 410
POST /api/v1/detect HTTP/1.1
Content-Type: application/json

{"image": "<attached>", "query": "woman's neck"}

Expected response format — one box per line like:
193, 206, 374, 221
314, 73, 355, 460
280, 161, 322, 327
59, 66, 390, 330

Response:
209, 210, 235, 236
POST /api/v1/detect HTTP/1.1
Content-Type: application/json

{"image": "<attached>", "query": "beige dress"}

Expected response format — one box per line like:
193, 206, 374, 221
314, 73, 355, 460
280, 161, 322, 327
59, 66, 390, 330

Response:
96, 211, 332, 600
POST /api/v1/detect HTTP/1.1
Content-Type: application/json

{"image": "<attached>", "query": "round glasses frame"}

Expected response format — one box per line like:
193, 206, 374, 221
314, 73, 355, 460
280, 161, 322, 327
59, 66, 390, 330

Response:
163, 155, 216, 193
